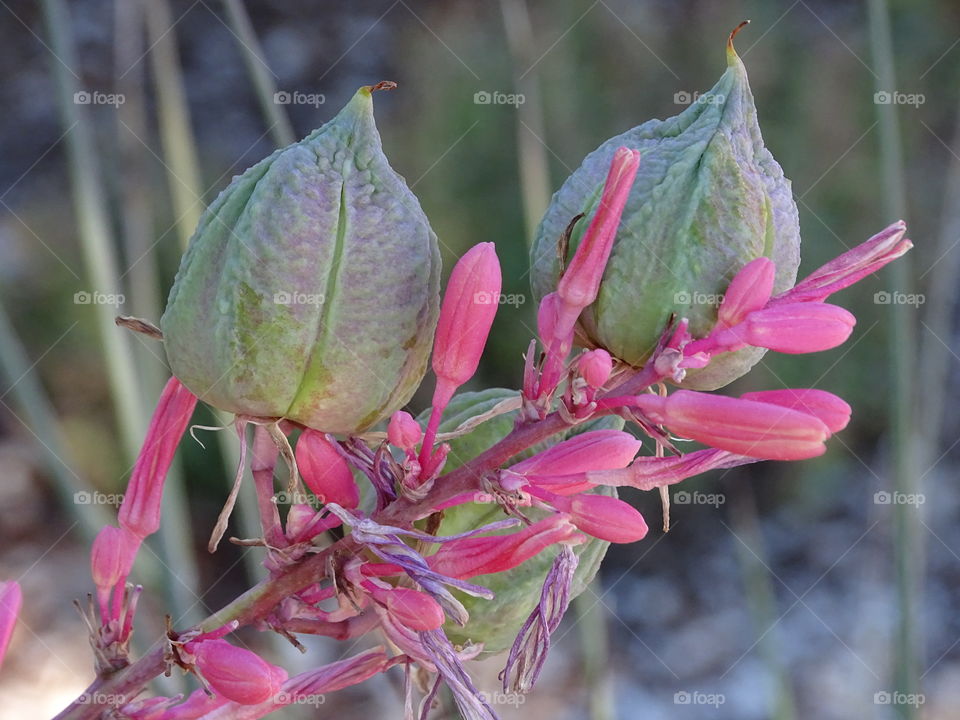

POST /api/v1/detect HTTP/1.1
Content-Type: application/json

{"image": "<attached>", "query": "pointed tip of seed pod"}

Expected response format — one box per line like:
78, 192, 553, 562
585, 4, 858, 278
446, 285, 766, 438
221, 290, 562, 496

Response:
361, 80, 398, 96
726, 20, 750, 64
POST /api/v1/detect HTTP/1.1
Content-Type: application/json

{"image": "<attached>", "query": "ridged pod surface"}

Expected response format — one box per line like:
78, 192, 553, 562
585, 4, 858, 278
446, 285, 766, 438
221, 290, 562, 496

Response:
161, 85, 440, 432
529, 30, 801, 389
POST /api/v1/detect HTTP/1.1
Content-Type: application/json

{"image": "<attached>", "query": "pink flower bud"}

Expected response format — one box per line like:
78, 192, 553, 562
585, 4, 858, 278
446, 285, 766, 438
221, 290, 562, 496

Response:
718, 257, 775, 327
511, 429, 641, 476
740, 302, 855, 353
90, 525, 140, 623
191, 638, 286, 705
556, 147, 641, 315
119, 377, 198, 539
740, 389, 851, 434
0, 581, 22, 671
578, 349, 613, 388
295, 430, 359, 508
428, 515, 584, 579
633, 390, 830, 460
363, 582, 445, 631
387, 411, 421, 450
771, 220, 912, 305
543, 491, 648, 544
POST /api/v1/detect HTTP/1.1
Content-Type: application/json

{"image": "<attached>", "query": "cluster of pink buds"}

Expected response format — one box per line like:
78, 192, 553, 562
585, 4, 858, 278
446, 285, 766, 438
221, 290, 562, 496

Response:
55, 140, 911, 720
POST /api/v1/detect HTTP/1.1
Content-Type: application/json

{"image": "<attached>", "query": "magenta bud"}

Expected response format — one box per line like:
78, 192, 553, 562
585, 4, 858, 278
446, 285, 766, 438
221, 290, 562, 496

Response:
365, 583, 445, 631
511, 429, 642, 476
740, 388, 851, 434
578, 349, 613, 388
742, 302, 855, 353
0, 581, 22, 671
387, 411, 422, 451
90, 525, 139, 591
428, 515, 584, 580
119, 377, 198, 539
564, 494, 648, 544
718, 257, 775, 327
295, 430, 359, 509
192, 638, 286, 705
633, 390, 830, 461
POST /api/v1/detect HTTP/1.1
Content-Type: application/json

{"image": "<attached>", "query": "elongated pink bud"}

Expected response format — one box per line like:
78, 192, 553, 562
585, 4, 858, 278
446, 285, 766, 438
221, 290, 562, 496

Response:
633, 390, 830, 460
432, 242, 502, 391
511, 430, 641, 476
578, 349, 613, 388
363, 582, 444, 631
191, 638, 287, 705
90, 525, 140, 623
119, 377, 198, 539
542, 491, 648, 543
387, 411, 421, 451
741, 303, 855, 353
772, 220, 912, 305
740, 389, 851, 434
0, 581, 22, 671
556, 147, 641, 316
295, 430, 359, 508
429, 515, 584, 579
420, 243, 502, 470
718, 257, 775, 326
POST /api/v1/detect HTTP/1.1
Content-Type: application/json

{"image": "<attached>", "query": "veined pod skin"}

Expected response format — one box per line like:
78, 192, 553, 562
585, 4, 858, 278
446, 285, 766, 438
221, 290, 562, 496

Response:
529, 28, 801, 389
161, 84, 440, 432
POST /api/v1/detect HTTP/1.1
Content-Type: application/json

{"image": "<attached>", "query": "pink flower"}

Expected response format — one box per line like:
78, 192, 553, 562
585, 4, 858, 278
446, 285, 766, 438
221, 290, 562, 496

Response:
90, 525, 140, 624
578, 349, 613, 388
739, 388, 851, 433
421, 243, 502, 469
387, 410, 422, 451
717, 257, 775, 327
771, 220, 912, 305
118, 377, 198, 539
189, 638, 287, 705
429, 515, 584, 579
511, 429, 642, 476
735, 303, 856, 353
295, 430, 359, 508
0, 581, 22, 671
528, 488, 648, 544
631, 390, 831, 460
362, 581, 445, 631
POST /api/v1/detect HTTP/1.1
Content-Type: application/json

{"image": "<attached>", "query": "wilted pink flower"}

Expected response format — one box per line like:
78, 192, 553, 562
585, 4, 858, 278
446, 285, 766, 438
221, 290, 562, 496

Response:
119, 377, 198, 539
429, 515, 584, 579
0, 581, 22, 671
420, 242, 502, 470
578, 349, 613, 388
717, 257, 775, 327
189, 638, 287, 705
387, 410, 421, 451
295, 430, 359, 508
771, 220, 912, 305
631, 390, 831, 460
90, 525, 140, 624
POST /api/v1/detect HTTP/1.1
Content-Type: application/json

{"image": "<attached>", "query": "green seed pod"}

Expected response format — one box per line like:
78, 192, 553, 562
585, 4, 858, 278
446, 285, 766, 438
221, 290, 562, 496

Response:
419, 390, 621, 654
529, 28, 800, 389
161, 84, 440, 432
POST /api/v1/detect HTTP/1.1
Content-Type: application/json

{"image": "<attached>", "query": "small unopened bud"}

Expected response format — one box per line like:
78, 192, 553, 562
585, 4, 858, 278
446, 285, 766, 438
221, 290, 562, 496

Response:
364, 582, 445, 631
740, 388, 851, 434
387, 411, 421, 451
578, 349, 613, 388
295, 430, 359, 508
717, 257, 775, 327
740, 302, 855, 353
191, 638, 287, 705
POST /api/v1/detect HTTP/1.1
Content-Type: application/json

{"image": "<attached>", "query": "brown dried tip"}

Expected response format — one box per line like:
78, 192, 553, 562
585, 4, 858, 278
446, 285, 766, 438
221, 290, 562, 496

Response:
728, 20, 750, 52
115, 315, 163, 340
369, 80, 398, 93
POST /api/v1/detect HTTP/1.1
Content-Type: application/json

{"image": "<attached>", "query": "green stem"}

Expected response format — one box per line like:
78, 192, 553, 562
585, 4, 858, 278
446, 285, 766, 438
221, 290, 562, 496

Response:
867, 2, 920, 716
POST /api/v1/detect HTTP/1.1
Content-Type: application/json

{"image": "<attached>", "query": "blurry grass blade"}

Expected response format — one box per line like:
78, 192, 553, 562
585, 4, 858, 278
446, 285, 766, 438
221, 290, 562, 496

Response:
221, 0, 296, 147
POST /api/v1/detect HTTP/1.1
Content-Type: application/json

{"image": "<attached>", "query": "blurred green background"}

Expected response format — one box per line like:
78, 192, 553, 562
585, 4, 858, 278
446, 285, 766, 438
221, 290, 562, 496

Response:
0, 0, 958, 718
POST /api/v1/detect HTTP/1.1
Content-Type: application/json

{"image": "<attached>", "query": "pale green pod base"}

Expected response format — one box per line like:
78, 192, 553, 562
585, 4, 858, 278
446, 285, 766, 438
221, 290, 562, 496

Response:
162, 87, 440, 432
